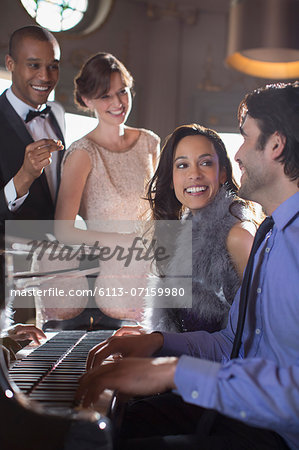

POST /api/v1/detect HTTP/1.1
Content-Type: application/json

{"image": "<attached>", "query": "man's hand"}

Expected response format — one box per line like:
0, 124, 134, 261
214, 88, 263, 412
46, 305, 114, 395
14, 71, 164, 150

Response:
14, 138, 64, 197
113, 325, 145, 337
86, 332, 164, 370
77, 356, 178, 408
6, 323, 46, 345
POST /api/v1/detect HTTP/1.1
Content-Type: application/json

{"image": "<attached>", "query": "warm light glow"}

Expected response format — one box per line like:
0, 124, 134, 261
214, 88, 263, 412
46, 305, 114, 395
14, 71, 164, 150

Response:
227, 52, 299, 79
226, 0, 299, 79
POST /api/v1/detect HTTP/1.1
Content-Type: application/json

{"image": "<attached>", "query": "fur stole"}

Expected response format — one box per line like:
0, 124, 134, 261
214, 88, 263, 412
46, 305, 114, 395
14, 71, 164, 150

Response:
142, 187, 248, 332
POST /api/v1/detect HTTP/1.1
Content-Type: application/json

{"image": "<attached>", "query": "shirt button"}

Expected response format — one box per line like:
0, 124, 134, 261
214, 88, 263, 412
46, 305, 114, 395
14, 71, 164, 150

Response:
191, 390, 199, 399
255, 328, 261, 335
240, 410, 247, 418
265, 247, 270, 253
257, 288, 262, 294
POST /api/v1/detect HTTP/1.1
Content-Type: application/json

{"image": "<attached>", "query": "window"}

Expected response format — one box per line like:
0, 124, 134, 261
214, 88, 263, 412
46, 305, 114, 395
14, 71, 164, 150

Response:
19, 0, 113, 34
20, 0, 88, 32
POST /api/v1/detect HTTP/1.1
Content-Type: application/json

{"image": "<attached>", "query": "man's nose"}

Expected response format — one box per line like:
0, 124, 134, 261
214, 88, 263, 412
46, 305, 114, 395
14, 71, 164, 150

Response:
234, 144, 243, 162
38, 66, 50, 81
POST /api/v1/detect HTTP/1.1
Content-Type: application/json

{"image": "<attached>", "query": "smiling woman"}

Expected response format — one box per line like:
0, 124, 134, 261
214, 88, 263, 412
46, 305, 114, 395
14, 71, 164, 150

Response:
55, 52, 160, 230
35, 52, 162, 328
141, 123, 258, 333
172, 134, 227, 214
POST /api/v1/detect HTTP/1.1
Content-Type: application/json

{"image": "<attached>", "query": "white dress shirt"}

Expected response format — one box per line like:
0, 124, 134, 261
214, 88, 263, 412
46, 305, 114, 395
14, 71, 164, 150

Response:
4, 88, 60, 210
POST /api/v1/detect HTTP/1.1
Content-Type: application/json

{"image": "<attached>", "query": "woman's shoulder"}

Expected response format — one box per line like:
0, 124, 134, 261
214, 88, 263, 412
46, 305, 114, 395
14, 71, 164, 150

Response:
226, 221, 255, 259
227, 196, 257, 245
228, 220, 256, 240
144, 128, 160, 145
63, 136, 97, 165
140, 127, 160, 140
226, 220, 255, 278
66, 136, 100, 155
131, 127, 160, 146
136, 128, 161, 156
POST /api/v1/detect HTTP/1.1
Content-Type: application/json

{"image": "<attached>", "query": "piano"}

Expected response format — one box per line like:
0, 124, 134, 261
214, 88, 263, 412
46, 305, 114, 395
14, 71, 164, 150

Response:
0, 330, 114, 450
0, 248, 129, 450
9, 330, 114, 412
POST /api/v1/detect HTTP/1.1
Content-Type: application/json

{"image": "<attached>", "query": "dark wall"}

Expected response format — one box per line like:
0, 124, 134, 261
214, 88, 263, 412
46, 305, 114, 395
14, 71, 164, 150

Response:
0, 0, 269, 142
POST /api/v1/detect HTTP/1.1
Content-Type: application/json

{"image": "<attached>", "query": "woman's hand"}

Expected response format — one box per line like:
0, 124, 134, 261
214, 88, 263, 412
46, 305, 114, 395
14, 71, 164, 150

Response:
86, 332, 164, 370
6, 323, 46, 345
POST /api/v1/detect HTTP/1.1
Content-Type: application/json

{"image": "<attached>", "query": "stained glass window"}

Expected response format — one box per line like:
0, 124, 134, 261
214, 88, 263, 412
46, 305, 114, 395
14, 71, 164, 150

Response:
20, 0, 88, 32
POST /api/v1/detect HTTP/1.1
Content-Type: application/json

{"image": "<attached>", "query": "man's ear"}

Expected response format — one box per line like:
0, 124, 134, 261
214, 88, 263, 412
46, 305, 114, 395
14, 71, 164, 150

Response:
5, 54, 14, 72
271, 132, 286, 159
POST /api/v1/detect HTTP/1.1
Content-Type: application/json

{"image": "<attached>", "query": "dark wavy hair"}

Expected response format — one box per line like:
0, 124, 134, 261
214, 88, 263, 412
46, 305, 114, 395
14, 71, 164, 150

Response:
74, 52, 133, 110
147, 124, 239, 220
238, 81, 299, 185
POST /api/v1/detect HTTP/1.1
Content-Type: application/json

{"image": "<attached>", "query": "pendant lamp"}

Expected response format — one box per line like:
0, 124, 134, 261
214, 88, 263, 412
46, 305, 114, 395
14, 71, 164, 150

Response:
226, 0, 299, 79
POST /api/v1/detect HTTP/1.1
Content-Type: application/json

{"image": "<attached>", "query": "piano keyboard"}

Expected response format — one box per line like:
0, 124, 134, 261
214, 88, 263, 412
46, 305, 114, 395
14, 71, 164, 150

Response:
8, 330, 113, 412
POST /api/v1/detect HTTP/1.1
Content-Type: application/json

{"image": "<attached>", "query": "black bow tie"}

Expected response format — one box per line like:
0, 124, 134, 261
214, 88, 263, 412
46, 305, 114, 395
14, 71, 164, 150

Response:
25, 105, 51, 123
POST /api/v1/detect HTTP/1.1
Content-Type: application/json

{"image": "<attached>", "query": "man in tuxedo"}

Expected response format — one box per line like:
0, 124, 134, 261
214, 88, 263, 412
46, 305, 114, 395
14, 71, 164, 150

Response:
0, 26, 65, 336
0, 26, 65, 234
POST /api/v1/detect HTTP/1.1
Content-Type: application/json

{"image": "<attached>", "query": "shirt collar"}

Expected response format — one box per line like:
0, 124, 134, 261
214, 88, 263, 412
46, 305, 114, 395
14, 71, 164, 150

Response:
5, 87, 47, 121
272, 191, 299, 231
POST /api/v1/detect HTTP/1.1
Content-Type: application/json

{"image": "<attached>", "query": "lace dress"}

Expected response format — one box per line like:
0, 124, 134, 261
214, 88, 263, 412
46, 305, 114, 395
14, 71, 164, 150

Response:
34, 129, 160, 327
65, 129, 160, 221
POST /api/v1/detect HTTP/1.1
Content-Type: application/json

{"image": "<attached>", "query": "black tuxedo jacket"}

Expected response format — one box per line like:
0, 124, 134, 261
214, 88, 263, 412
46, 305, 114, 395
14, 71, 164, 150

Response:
0, 91, 65, 232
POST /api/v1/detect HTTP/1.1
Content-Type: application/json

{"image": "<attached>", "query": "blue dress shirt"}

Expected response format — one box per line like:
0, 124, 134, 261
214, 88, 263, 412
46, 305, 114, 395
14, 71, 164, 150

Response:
160, 191, 299, 450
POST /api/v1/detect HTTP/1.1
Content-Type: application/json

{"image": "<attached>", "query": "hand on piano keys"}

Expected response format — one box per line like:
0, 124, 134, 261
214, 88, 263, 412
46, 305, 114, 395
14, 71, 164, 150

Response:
8, 330, 115, 416
76, 333, 177, 409
86, 332, 164, 370
75, 355, 116, 416
5, 323, 46, 345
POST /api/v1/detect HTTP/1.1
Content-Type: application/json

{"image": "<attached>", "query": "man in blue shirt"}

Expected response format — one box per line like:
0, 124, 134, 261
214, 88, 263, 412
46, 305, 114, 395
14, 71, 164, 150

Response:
78, 82, 299, 450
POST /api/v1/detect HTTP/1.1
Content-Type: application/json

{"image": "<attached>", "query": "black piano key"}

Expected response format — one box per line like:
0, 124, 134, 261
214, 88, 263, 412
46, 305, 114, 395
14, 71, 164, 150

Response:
8, 330, 113, 409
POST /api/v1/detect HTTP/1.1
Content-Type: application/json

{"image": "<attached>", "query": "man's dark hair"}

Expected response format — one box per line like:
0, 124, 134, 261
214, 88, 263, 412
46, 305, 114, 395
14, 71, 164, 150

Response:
9, 25, 59, 60
238, 82, 299, 184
